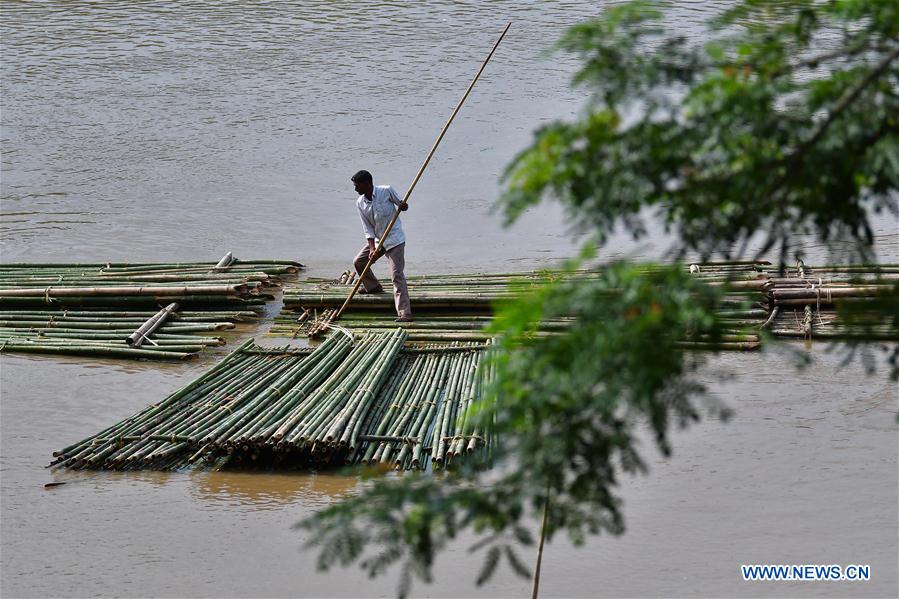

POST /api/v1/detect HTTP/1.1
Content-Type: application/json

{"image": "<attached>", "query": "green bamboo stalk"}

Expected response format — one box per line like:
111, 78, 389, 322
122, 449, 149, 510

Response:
395, 354, 451, 469
0, 342, 194, 360
361, 353, 428, 464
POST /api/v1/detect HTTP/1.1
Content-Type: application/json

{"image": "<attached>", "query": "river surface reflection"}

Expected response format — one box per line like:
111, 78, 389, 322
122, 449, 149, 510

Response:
190, 471, 361, 510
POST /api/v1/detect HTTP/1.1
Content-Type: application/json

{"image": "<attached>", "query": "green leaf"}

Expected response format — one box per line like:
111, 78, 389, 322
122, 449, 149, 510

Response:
504, 545, 533, 580
476, 546, 501, 586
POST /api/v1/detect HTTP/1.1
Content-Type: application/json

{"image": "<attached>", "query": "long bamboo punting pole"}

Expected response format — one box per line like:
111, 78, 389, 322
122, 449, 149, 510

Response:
329, 22, 512, 326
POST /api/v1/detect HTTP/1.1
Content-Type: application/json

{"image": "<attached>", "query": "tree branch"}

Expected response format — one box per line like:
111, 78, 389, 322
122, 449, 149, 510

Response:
771, 40, 874, 78
793, 45, 899, 160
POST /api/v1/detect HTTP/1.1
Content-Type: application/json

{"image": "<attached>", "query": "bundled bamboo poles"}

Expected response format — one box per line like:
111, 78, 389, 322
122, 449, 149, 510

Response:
285, 262, 772, 312
0, 283, 252, 298
0, 256, 302, 360
278, 260, 897, 348
761, 262, 898, 341
766, 263, 896, 308
767, 306, 896, 341
271, 311, 555, 341
50, 330, 495, 471
275, 263, 771, 349
0, 255, 302, 309
356, 341, 494, 470
265, 329, 407, 456
0, 306, 244, 360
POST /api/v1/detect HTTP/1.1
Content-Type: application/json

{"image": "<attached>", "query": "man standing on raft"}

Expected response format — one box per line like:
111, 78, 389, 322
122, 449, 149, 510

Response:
350, 170, 413, 322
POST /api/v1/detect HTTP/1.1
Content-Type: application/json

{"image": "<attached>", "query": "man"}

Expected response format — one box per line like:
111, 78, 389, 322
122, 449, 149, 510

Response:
350, 170, 413, 322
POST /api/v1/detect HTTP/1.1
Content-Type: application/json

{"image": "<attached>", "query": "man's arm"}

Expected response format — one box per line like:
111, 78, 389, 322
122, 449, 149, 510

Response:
387, 186, 409, 211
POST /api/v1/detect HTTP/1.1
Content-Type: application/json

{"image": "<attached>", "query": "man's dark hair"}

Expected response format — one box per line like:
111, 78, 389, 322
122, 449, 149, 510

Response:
351, 170, 373, 185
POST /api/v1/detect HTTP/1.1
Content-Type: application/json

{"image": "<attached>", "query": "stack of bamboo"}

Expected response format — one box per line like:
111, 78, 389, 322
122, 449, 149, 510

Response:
273, 262, 771, 349
358, 342, 493, 470
0, 308, 257, 360
50, 330, 494, 471
0, 255, 303, 360
283, 271, 572, 311
0, 256, 303, 309
763, 263, 898, 340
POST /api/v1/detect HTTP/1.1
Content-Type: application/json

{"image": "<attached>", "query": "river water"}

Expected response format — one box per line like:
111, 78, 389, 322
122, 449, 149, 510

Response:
1, 1, 896, 597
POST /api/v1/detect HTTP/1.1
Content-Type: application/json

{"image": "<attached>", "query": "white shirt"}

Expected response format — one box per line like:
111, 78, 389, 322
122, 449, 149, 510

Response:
356, 185, 406, 251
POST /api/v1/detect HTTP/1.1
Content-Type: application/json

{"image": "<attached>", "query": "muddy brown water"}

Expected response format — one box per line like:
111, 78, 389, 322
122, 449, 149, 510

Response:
2, 1, 897, 597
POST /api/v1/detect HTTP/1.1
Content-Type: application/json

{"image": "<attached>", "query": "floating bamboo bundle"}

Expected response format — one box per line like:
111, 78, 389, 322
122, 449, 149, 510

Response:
0, 255, 302, 360
275, 263, 771, 349
761, 262, 898, 341
0, 304, 246, 360
356, 341, 494, 470
0, 295, 270, 309
0, 283, 254, 298
50, 331, 495, 471
0, 255, 302, 309
278, 261, 895, 349
767, 306, 896, 340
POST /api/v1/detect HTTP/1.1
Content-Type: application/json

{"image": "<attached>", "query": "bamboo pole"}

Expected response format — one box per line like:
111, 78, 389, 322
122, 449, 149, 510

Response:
213, 252, 234, 271
127, 302, 179, 347
0, 284, 249, 298
0, 342, 195, 361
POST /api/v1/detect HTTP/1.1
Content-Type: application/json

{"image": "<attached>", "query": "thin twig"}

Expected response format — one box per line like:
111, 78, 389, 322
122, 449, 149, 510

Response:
531, 485, 550, 599
771, 40, 874, 78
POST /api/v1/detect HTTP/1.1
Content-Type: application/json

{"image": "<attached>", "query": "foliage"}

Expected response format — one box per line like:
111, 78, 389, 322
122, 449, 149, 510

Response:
833, 280, 899, 379
301, 2, 898, 596
502, 0, 897, 264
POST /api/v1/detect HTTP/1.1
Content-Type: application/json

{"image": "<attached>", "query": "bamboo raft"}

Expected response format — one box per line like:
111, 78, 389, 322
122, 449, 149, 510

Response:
274, 262, 897, 347
0, 255, 303, 360
0, 255, 303, 308
50, 330, 494, 471
46, 261, 895, 472
274, 262, 772, 349
762, 262, 898, 340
